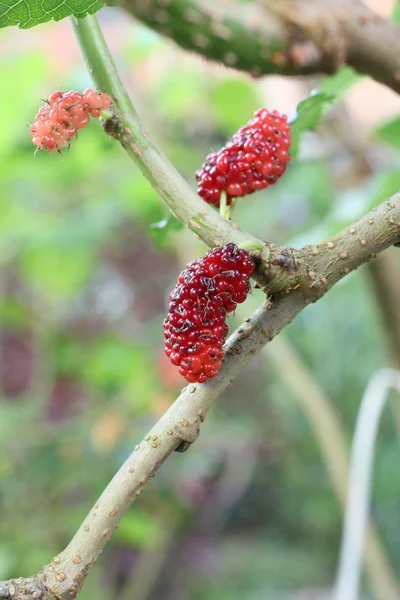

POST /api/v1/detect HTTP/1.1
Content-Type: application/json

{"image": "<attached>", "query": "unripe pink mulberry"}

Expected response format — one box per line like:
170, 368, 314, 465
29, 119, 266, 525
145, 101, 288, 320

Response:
30, 89, 112, 154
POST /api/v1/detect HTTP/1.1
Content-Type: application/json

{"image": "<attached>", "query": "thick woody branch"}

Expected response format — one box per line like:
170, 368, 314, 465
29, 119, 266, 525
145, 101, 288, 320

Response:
339, 0, 400, 95
120, 0, 337, 77
121, 0, 400, 94
269, 0, 400, 94
259, 195, 400, 297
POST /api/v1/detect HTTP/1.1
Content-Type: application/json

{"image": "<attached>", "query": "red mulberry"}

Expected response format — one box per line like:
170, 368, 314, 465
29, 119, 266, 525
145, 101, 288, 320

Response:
196, 108, 291, 207
30, 89, 112, 154
164, 243, 255, 383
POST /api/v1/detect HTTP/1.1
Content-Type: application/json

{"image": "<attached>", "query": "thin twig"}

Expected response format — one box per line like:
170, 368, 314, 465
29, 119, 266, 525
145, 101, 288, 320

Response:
260, 334, 399, 600
333, 369, 400, 600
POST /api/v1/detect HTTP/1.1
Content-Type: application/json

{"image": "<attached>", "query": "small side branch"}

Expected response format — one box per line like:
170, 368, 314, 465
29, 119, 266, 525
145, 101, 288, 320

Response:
71, 15, 267, 257
333, 369, 400, 600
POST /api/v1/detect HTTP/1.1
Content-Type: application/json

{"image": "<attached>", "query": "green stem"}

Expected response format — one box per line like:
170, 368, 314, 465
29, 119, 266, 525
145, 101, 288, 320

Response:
99, 109, 113, 120
71, 15, 266, 255
239, 239, 274, 273
219, 191, 231, 220
238, 240, 264, 253
71, 15, 139, 138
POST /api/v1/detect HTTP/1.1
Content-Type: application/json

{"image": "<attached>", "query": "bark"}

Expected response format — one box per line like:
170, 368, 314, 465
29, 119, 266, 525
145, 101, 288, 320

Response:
122, 0, 400, 94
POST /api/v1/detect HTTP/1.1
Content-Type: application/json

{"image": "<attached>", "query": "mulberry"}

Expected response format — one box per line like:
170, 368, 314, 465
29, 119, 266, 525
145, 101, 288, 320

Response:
196, 108, 291, 207
164, 243, 254, 383
30, 89, 112, 154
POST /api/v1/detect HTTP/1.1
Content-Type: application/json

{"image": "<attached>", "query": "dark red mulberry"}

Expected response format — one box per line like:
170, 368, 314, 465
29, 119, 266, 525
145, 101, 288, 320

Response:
164, 243, 255, 383
30, 89, 112, 154
196, 108, 291, 207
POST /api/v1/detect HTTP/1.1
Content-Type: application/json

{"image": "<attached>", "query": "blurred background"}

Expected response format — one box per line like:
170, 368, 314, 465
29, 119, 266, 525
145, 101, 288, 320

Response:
0, 0, 400, 598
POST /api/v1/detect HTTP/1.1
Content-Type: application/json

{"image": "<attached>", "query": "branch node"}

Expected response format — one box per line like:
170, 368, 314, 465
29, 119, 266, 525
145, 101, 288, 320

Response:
175, 441, 193, 453
270, 248, 297, 270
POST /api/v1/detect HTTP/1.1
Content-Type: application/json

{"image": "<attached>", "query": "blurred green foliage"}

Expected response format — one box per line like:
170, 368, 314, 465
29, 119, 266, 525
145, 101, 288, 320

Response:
0, 9, 399, 600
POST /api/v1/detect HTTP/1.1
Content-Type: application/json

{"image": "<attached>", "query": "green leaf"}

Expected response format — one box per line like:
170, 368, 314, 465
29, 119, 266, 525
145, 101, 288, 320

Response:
372, 117, 400, 151
320, 66, 361, 98
290, 67, 361, 159
149, 215, 183, 247
290, 91, 335, 158
0, 0, 105, 29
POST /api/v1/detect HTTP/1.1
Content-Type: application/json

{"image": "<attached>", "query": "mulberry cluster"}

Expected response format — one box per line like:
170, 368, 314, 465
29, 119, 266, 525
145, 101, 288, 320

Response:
164, 243, 255, 383
196, 108, 291, 207
30, 89, 112, 154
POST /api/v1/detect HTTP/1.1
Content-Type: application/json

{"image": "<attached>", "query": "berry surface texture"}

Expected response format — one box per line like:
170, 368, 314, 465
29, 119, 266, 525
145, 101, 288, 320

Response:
196, 108, 291, 207
164, 243, 255, 384
30, 89, 111, 154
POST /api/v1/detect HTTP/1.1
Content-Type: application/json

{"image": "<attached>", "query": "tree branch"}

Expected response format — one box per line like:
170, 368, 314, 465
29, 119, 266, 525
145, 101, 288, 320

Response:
270, 0, 400, 94
259, 195, 400, 296
71, 14, 400, 298
121, 0, 400, 94
71, 15, 267, 258
3, 13, 400, 600
339, 0, 400, 95
119, 0, 338, 78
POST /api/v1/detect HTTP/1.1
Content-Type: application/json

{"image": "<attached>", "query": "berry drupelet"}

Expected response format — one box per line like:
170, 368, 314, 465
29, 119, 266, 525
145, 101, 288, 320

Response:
196, 108, 291, 207
30, 89, 112, 154
164, 243, 255, 383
